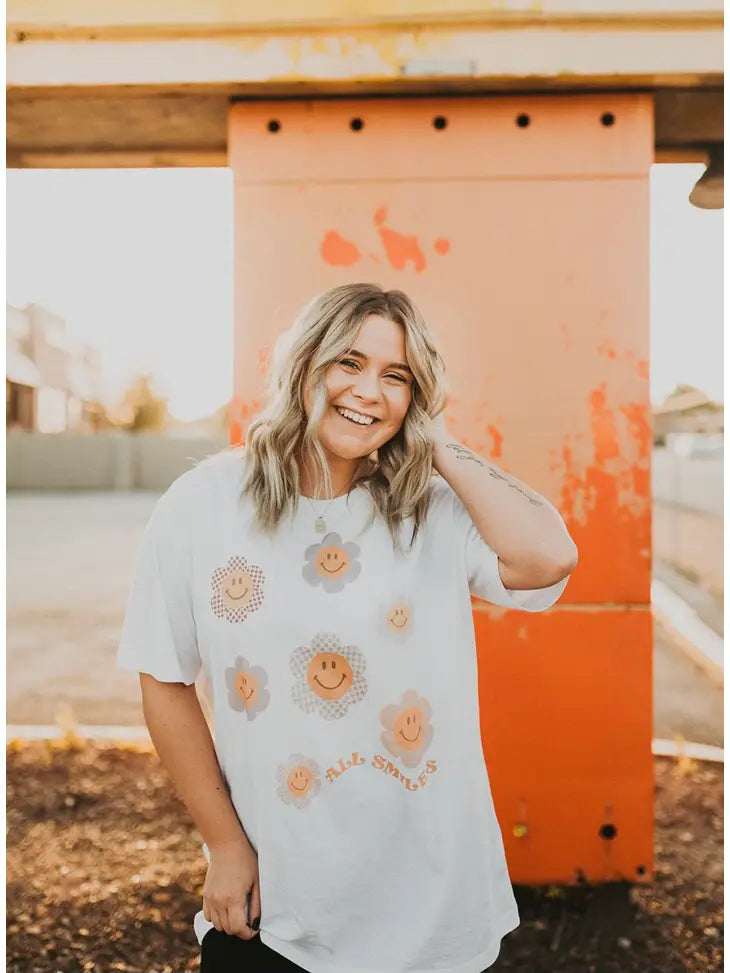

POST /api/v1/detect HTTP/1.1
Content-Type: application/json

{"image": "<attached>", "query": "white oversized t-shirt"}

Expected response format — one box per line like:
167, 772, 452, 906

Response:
117, 448, 570, 973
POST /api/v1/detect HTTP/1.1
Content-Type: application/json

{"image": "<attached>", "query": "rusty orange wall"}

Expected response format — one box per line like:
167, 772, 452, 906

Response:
228, 93, 654, 885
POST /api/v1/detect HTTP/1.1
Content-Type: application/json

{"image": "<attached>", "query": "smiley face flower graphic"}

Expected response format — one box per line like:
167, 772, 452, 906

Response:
290, 632, 367, 720
380, 689, 434, 769
225, 655, 270, 720
302, 532, 361, 593
211, 555, 265, 623
276, 754, 322, 809
378, 594, 415, 643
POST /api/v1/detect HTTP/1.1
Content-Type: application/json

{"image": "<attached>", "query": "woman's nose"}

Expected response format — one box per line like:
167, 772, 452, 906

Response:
353, 371, 381, 401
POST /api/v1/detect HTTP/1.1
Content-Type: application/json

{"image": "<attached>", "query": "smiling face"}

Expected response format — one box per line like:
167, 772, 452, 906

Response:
303, 314, 414, 469
387, 604, 411, 632
394, 706, 424, 750
220, 570, 255, 611
315, 545, 351, 579
234, 670, 260, 707
287, 765, 314, 797
306, 652, 354, 700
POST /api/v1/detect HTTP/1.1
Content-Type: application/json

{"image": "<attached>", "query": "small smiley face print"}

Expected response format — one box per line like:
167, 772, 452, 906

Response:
388, 605, 412, 632
287, 765, 314, 797
380, 690, 434, 768
302, 533, 361, 593
225, 656, 270, 720
276, 754, 322, 809
211, 556, 265, 623
393, 706, 424, 750
290, 632, 367, 720
378, 595, 415, 643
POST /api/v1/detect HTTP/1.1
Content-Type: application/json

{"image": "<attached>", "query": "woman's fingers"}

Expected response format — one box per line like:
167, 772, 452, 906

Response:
248, 882, 261, 934
227, 900, 255, 940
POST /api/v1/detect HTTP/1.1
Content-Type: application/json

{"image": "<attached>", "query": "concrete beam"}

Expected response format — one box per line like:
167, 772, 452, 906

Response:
7, 4, 722, 90
6, 0, 725, 35
6, 1, 722, 167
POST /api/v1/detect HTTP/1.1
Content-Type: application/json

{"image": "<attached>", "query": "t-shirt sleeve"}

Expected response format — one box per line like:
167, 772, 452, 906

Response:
116, 481, 202, 685
433, 476, 571, 612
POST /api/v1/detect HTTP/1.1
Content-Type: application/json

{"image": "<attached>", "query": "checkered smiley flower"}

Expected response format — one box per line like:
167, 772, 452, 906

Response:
225, 655, 270, 721
290, 631, 367, 720
302, 532, 361, 593
211, 555, 265, 623
276, 754, 322, 809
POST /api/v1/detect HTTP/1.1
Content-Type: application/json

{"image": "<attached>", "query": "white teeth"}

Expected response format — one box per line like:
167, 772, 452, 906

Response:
336, 407, 375, 426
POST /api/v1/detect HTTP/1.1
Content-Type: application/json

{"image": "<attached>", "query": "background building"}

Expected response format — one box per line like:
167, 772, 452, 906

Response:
652, 384, 724, 445
6, 302, 105, 432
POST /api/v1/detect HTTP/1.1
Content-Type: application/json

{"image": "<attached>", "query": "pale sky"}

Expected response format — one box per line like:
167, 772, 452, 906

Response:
5, 163, 723, 421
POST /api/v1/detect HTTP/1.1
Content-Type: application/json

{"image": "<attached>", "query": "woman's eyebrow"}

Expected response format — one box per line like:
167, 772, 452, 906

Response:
346, 349, 413, 374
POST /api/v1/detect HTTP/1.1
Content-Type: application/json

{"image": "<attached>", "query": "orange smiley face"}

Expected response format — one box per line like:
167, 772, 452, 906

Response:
234, 670, 260, 708
387, 605, 411, 633
221, 570, 255, 611
394, 706, 424, 750
287, 766, 313, 797
306, 652, 354, 700
315, 546, 351, 580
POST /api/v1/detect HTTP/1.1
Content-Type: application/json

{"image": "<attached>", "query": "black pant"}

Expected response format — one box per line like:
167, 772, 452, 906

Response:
201, 928, 495, 972
200, 928, 307, 972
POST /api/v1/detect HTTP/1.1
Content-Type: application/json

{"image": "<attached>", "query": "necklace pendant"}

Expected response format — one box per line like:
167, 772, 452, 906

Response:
315, 517, 327, 534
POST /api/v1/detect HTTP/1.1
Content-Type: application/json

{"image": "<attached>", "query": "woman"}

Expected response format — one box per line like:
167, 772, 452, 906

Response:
117, 282, 578, 973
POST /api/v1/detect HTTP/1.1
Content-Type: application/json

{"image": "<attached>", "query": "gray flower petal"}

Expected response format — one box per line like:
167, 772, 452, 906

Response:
345, 561, 361, 583
302, 562, 320, 585
304, 543, 321, 561
323, 577, 346, 593
227, 688, 246, 712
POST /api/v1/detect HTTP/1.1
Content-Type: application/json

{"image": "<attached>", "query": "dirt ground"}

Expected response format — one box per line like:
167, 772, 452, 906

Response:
6, 739, 723, 973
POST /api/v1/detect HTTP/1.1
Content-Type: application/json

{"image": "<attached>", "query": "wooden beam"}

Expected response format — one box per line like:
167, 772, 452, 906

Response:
654, 88, 723, 145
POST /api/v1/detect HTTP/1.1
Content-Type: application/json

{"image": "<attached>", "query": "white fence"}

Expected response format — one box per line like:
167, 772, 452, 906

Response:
6, 433, 724, 518
6, 430, 229, 490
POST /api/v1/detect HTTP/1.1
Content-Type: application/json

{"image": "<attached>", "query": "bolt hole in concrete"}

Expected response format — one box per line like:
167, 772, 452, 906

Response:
601, 111, 616, 126
516, 113, 530, 127
432, 115, 448, 129
268, 119, 281, 133
599, 824, 618, 840
350, 117, 364, 131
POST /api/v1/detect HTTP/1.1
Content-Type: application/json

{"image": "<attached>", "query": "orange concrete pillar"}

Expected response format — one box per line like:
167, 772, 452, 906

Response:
228, 93, 654, 885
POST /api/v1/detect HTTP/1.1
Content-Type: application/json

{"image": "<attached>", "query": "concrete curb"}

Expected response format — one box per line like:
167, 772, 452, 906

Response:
652, 578, 724, 688
6, 726, 724, 764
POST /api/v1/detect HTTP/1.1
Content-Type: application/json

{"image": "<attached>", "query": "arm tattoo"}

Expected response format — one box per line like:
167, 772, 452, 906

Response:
445, 443, 484, 466
445, 442, 545, 507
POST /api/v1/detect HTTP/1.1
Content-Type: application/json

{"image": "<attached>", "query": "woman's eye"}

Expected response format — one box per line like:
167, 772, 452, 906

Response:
340, 359, 358, 369
386, 373, 407, 383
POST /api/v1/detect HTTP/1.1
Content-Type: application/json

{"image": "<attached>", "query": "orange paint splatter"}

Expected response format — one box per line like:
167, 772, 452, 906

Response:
374, 207, 387, 225
636, 359, 649, 379
321, 230, 361, 266
434, 238, 450, 255
229, 421, 243, 446
589, 384, 620, 464
485, 424, 503, 458
620, 402, 652, 462
377, 226, 426, 273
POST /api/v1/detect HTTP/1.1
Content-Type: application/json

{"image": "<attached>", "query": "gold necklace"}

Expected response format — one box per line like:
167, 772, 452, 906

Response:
303, 495, 337, 534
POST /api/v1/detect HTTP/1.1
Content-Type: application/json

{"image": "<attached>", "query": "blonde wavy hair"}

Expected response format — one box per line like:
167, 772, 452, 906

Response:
240, 283, 448, 551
